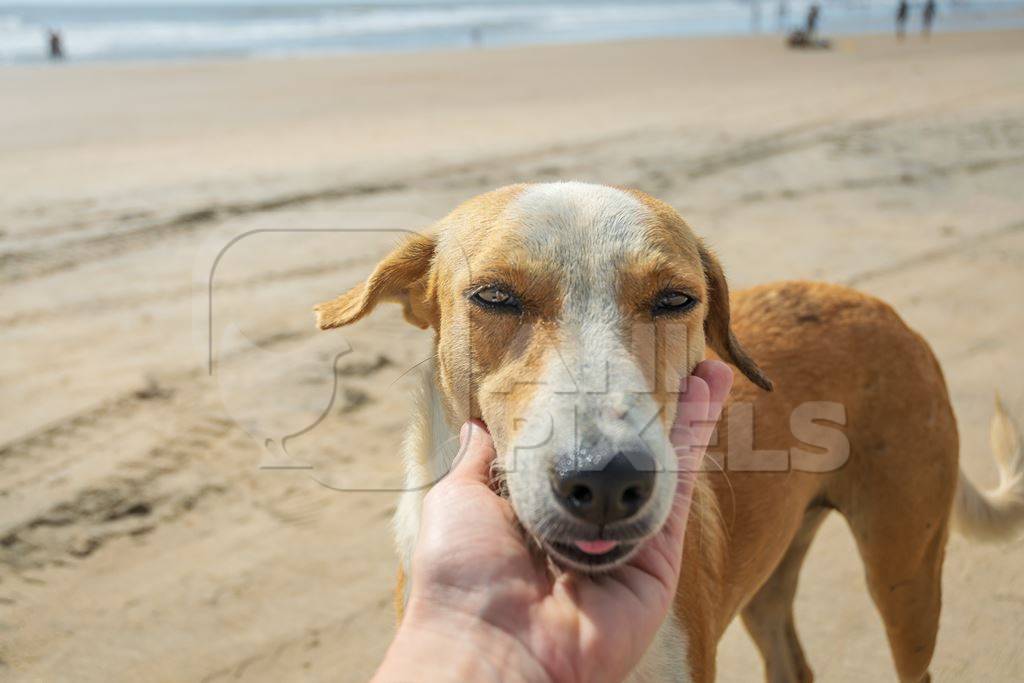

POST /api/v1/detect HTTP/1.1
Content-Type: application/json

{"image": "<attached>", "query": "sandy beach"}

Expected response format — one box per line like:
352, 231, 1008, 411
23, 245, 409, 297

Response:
2, 30, 1023, 681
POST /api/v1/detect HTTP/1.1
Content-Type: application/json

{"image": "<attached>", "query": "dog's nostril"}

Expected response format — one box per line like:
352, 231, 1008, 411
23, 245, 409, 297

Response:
569, 485, 593, 506
621, 485, 644, 507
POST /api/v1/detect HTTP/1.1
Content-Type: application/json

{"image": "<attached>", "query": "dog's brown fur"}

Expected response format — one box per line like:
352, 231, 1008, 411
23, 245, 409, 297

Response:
678, 280, 959, 682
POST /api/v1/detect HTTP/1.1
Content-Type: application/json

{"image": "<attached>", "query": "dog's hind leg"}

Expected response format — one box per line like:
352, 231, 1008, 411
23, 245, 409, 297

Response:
843, 497, 948, 683
741, 506, 829, 683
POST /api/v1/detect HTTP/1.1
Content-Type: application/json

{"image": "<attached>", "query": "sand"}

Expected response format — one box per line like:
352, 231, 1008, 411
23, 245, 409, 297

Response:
2, 30, 1023, 681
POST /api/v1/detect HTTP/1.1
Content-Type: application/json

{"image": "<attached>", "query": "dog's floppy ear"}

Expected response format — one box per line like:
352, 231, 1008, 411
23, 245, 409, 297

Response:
699, 243, 773, 391
315, 233, 436, 331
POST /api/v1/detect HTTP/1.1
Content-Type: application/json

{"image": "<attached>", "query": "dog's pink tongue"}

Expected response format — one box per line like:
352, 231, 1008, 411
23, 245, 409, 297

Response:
574, 540, 619, 555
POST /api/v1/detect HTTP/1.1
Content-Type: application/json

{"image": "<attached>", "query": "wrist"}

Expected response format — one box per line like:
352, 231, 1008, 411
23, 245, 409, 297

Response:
373, 598, 553, 683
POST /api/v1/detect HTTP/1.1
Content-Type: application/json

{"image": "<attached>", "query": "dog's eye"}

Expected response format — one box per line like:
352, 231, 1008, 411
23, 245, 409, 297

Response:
652, 291, 697, 316
471, 285, 520, 312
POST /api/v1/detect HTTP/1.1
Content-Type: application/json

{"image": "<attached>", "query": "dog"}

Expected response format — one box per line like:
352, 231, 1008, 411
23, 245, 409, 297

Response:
315, 182, 1024, 682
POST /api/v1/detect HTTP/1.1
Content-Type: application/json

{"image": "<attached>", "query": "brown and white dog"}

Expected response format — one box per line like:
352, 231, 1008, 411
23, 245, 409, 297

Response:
315, 182, 1024, 682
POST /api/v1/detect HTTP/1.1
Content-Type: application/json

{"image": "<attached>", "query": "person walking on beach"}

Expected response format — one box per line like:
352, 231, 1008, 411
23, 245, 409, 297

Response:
896, 0, 909, 39
806, 2, 820, 36
923, 0, 937, 38
47, 29, 64, 60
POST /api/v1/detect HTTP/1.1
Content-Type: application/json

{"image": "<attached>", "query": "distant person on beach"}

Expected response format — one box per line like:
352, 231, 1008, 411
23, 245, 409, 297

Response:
470, 26, 483, 48
787, 0, 829, 49
48, 29, 64, 60
896, 0, 909, 39
806, 2, 820, 35
923, 0, 937, 38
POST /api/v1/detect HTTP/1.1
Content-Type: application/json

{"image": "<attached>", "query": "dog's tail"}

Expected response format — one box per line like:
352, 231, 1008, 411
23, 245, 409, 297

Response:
952, 395, 1024, 542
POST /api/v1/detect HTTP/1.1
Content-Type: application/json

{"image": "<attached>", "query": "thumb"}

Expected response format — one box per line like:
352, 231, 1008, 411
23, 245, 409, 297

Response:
449, 419, 497, 485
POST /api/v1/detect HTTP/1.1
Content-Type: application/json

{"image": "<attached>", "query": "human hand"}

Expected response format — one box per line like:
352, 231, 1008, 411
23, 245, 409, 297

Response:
373, 360, 734, 683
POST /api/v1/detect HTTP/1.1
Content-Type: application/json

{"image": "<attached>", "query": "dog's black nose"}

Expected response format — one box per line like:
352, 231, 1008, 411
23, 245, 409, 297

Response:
551, 451, 656, 525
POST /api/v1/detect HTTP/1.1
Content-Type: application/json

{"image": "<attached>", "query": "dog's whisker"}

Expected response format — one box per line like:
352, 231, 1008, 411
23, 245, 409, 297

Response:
698, 454, 736, 531
389, 352, 439, 388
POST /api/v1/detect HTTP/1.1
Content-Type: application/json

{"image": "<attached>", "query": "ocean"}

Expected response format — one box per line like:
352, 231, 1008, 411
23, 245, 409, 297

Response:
2, 0, 1022, 64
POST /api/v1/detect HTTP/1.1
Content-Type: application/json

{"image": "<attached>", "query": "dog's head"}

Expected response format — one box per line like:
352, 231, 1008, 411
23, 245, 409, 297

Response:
316, 182, 770, 571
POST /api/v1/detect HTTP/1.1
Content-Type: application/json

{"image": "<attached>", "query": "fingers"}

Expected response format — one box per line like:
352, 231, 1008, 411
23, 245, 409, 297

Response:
672, 374, 710, 433
694, 360, 734, 424
647, 362, 734, 570
671, 360, 733, 472
449, 419, 497, 486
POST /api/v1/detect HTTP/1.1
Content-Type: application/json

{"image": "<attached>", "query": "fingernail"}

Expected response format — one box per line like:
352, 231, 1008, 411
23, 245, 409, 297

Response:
459, 421, 471, 446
